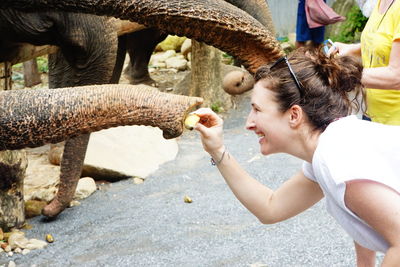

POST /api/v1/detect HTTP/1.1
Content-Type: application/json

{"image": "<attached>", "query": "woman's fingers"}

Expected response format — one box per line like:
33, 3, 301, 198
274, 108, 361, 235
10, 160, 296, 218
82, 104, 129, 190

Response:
194, 121, 208, 135
191, 108, 223, 128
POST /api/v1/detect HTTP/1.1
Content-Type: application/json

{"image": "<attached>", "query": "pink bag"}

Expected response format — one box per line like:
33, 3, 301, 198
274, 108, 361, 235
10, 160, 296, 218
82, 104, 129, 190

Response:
305, 0, 346, 28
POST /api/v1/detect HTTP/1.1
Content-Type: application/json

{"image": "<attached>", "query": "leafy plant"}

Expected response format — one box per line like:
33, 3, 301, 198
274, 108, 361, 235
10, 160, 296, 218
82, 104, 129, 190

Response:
277, 36, 289, 43
221, 52, 234, 65
36, 56, 48, 73
331, 5, 368, 43
211, 101, 224, 113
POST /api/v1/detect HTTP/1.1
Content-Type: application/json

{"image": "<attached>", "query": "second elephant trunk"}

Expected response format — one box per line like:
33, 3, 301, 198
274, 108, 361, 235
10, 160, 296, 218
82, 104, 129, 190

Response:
0, 0, 284, 74
0, 85, 203, 151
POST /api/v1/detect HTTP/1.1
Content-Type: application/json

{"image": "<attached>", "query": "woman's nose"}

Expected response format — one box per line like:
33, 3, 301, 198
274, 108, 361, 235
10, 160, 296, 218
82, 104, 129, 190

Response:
245, 115, 255, 130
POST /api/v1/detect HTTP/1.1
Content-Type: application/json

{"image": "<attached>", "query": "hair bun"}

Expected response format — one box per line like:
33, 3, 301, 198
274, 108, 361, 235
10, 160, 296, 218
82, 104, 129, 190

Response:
310, 49, 363, 94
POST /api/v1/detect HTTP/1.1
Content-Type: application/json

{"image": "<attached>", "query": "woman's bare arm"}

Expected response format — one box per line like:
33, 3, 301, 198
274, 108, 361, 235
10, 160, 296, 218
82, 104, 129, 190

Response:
212, 151, 323, 224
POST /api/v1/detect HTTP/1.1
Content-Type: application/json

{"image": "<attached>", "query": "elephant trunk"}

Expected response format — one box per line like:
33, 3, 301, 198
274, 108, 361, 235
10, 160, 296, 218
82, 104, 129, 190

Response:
0, 0, 284, 73
0, 85, 203, 151
225, 0, 277, 36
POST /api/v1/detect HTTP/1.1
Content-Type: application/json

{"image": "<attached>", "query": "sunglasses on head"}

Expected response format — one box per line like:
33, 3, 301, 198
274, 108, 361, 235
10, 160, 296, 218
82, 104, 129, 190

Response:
270, 56, 305, 98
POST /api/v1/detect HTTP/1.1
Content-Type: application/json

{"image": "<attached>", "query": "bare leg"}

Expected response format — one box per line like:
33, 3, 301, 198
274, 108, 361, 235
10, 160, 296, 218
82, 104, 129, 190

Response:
295, 41, 306, 49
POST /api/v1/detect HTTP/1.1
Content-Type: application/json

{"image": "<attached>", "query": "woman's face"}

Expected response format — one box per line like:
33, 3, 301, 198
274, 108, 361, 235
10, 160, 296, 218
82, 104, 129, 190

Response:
246, 81, 291, 155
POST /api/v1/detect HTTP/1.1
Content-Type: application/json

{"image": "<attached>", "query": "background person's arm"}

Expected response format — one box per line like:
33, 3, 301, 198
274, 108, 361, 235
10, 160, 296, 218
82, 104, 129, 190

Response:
361, 40, 400, 90
330, 42, 362, 57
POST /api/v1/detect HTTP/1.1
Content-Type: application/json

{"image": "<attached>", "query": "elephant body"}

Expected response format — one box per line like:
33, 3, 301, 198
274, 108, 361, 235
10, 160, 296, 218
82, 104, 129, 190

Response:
0, 9, 118, 77
0, 9, 166, 217
0, 9, 122, 217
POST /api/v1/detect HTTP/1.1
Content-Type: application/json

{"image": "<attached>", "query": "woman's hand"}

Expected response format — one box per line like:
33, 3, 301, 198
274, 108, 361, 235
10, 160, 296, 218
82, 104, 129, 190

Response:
328, 42, 361, 57
192, 108, 225, 156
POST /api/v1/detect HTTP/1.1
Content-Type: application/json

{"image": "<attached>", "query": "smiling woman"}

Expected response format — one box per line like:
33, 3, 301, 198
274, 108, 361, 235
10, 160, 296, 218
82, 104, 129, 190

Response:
193, 49, 400, 266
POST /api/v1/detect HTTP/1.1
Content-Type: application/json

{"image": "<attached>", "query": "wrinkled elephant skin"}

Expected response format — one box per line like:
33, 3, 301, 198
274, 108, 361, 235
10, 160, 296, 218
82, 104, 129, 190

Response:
0, 84, 202, 217
0, 84, 203, 151
0, 0, 284, 73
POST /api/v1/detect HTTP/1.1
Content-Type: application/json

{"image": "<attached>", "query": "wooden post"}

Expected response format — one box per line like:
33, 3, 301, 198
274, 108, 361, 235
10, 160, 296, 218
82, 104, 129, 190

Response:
23, 59, 42, 87
1, 62, 12, 90
0, 150, 28, 231
190, 41, 231, 110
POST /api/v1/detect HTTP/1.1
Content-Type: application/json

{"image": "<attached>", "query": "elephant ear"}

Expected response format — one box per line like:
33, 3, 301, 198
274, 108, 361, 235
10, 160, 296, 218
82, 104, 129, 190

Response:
0, 0, 284, 73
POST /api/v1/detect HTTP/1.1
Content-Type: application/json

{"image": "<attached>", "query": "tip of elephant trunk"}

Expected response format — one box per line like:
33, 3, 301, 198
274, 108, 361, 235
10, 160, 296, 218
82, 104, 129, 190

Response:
222, 70, 255, 95
160, 95, 203, 139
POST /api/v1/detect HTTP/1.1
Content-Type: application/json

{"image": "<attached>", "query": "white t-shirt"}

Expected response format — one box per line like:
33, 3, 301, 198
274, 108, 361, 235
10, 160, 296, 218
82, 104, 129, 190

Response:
303, 115, 400, 252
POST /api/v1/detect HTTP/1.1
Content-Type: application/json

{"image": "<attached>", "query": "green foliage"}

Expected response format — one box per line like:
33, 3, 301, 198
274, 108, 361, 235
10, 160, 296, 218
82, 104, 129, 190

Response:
12, 56, 48, 74
221, 52, 234, 65
331, 5, 368, 43
222, 52, 233, 58
211, 101, 224, 113
36, 56, 48, 73
277, 36, 289, 43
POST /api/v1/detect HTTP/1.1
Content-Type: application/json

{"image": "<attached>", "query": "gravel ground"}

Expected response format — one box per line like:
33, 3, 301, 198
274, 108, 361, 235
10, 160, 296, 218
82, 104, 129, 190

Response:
1, 93, 383, 267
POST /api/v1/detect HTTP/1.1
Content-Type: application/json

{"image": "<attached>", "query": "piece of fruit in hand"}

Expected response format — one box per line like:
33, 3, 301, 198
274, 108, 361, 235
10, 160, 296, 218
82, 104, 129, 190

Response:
184, 114, 200, 130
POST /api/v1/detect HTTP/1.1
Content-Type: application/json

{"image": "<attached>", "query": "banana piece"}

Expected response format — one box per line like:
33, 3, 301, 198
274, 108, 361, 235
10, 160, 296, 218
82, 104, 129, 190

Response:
183, 195, 193, 203
184, 114, 200, 130
46, 234, 54, 243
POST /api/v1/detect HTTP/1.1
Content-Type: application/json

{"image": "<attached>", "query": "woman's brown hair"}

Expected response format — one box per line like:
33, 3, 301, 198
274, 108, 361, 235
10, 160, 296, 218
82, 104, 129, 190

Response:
254, 48, 364, 131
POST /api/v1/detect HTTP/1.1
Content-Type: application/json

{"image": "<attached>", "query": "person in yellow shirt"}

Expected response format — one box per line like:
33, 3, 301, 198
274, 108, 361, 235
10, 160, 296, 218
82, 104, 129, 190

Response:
331, 0, 400, 125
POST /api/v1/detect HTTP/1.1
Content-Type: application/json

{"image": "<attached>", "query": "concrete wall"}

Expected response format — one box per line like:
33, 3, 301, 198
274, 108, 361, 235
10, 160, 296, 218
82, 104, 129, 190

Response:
268, 0, 335, 37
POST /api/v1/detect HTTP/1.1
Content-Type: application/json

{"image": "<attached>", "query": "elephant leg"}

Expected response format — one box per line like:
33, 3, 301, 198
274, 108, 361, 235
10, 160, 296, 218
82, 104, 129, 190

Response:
124, 27, 167, 85
110, 35, 128, 84
42, 14, 117, 217
42, 52, 97, 217
42, 134, 90, 217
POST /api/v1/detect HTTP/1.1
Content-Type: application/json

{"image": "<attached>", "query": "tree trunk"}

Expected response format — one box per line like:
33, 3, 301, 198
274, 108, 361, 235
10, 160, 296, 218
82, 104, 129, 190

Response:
1, 62, 12, 90
23, 59, 42, 87
0, 64, 27, 231
190, 41, 231, 110
0, 150, 27, 231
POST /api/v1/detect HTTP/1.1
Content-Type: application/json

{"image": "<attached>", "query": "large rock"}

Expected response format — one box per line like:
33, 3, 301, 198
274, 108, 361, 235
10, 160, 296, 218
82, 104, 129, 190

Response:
149, 50, 176, 66
74, 177, 97, 200
24, 147, 60, 202
165, 56, 188, 71
83, 125, 179, 180
24, 125, 179, 203
155, 35, 186, 52
180, 39, 192, 58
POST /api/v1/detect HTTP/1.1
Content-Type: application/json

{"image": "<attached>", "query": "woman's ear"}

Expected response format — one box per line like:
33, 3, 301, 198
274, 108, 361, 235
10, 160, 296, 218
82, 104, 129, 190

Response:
288, 105, 303, 128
